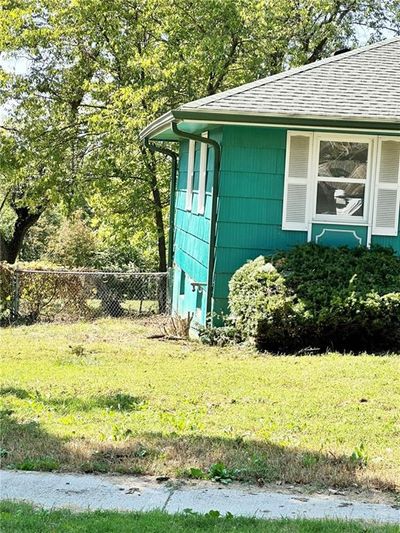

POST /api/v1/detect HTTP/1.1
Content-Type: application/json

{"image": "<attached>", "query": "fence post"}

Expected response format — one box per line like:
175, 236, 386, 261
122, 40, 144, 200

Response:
12, 269, 20, 321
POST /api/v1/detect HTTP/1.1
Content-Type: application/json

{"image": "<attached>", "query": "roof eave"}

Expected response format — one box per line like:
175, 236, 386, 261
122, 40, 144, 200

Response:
139, 111, 175, 141
174, 108, 400, 127
140, 108, 400, 142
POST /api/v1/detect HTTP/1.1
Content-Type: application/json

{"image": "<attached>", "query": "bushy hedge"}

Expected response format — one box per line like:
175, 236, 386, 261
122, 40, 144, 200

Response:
229, 244, 400, 353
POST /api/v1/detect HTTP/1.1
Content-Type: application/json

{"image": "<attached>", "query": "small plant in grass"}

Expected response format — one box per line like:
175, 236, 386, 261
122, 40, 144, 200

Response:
208, 462, 240, 484
302, 453, 319, 468
69, 344, 87, 357
0, 448, 9, 457
13, 457, 59, 471
197, 312, 244, 347
58, 344, 98, 366
80, 461, 109, 473
183, 467, 206, 479
111, 424, 133, 441
350, 443, 369, 467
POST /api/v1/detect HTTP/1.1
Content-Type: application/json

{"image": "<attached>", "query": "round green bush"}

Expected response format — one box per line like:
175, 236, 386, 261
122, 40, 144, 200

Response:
229, 244, 400, 353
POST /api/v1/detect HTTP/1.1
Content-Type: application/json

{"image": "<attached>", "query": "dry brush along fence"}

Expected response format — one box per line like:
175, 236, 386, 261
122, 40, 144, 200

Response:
0, 263, 169, 325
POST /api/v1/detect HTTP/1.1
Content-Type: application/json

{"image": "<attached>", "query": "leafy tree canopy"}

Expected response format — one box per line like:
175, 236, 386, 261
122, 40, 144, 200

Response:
1, 0, 399, 266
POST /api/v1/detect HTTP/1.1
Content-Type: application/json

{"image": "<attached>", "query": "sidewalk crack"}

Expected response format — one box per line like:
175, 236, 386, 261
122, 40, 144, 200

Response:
162, 489, 175, 511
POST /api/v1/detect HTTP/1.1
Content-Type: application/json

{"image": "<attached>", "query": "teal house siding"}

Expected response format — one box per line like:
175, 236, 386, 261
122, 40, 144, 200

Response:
171, 129, 222, 325
213, 126, 307, 315
172, 125, 400, 324
172, 139, 209, 323
209, 126, 400, 317
371, 225, 400, 254
311, 224, 368, 247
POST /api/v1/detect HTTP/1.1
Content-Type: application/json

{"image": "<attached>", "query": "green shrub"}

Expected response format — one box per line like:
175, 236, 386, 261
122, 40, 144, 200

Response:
229, 245, 400, 353
198, 319, 243, 347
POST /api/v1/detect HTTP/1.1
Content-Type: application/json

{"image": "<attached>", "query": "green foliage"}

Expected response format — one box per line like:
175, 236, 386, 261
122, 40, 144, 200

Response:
12, 457, 60, 472
350, 443, 369, 467
17, 207, 157, 270
198, 321, 243, 347
208, 462, 240, 484
183, 463, 240, 483
229, 245, 400, 353
184, 467, 206, 480
46, 211, 98, 268
1, 0, 399, 266
14, 265, 92, 323
19, 209, 63, 263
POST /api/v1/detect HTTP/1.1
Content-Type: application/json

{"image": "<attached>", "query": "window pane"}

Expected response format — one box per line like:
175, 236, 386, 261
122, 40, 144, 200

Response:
318, 141, 368, 179
316, 182, 365, 216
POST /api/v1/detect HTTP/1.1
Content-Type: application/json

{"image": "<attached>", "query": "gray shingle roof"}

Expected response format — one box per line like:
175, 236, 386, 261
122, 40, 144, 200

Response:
180, 37, 400, 123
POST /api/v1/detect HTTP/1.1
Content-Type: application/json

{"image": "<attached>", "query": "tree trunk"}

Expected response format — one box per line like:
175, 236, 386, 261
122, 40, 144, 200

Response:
151, 181, 167, 273
140, 146, 168, 311
150, 175, 168, 314
0, 206, 42, 264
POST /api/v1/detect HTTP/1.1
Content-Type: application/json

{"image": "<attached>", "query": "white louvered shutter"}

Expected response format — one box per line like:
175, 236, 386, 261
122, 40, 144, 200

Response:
185, 140, 195, 211
197, 132, 208, 215
282, 132, 313, 231
372, 138, 400, 236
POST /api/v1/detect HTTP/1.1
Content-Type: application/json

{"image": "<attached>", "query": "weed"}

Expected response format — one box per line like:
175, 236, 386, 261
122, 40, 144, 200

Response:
208, 462, 240, 484
350, 443, 369, 467
12, 457, 59, 471
102, 393, 144, 412
69, 344, 87, 357
80, 461, 109, 473
111, 425, 133, 442
302, 453, 319, 468
183, 467, 205, 479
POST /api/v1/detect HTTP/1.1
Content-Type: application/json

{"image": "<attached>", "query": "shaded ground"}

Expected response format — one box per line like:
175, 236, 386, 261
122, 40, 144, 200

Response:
1, 319, 399, 493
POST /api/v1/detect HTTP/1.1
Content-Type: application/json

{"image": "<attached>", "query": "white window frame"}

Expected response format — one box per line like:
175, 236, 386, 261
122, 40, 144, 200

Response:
185, 140, 195, 211
197, 131, 208, 215
283, 131, 400, 239
311, 132, 376, 227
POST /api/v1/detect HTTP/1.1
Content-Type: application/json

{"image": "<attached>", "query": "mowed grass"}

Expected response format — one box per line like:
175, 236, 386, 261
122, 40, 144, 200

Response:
0, 319, 399, 492
1, 502, 398, 533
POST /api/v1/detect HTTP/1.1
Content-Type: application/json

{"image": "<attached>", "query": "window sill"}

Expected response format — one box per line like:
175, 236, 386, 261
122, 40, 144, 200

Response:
312, 217, 368, 227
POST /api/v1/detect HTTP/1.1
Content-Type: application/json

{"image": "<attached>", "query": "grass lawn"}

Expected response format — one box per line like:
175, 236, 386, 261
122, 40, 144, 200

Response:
1, 502, 398, 533
0, 319, 399, 493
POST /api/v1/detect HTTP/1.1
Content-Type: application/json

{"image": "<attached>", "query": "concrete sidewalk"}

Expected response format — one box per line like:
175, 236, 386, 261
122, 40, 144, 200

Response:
1, 470, 399, 523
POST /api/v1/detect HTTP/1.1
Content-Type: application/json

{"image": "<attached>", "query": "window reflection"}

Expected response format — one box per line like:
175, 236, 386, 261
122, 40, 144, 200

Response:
318, 141, 368, 179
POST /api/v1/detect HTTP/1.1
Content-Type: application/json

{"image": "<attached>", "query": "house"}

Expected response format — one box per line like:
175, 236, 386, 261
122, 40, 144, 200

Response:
140, 37, 400, 327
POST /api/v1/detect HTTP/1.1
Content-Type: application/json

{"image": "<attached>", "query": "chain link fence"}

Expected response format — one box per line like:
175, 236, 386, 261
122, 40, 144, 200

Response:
1, 265, 169, 325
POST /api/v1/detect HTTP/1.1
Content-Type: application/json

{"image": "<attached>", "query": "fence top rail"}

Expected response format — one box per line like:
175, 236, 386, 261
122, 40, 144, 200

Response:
14, 269, 168, 276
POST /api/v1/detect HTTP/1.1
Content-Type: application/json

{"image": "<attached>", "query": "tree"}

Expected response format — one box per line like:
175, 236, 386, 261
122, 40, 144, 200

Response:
46, 210, 98, 268
1, 0, 398, 267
